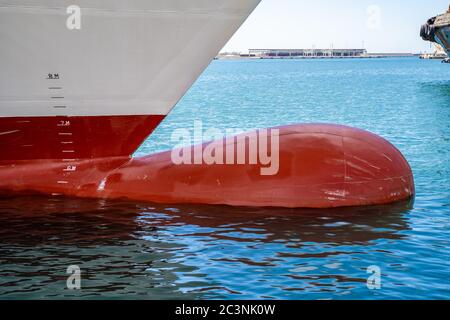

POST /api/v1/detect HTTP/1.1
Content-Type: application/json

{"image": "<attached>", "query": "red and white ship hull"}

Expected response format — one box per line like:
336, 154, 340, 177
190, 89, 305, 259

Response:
0, 0, 260, 160
0, 1, 415, 208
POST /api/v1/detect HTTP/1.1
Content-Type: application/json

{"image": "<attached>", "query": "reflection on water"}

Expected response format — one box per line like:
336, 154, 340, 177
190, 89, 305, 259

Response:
0, 195, 414, 299
419, 81, 450, 99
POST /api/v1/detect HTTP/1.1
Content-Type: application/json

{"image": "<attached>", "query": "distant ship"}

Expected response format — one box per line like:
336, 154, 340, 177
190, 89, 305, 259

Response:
421, 6, 450, 61
419, 43, 448, 60
0, 0, 260, 161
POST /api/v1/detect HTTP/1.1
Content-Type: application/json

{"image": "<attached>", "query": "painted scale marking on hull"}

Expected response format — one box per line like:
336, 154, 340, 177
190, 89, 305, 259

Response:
0, 115, 165, 160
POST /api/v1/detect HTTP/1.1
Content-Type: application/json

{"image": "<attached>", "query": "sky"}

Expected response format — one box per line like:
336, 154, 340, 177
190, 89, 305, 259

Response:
222, 0, 450, 53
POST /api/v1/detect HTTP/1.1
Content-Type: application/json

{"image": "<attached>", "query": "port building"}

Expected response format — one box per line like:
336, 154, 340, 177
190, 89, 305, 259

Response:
248, 48, 367, 58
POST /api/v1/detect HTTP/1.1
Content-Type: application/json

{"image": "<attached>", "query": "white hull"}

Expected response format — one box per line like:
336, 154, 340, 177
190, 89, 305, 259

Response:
0, 0, 260, 117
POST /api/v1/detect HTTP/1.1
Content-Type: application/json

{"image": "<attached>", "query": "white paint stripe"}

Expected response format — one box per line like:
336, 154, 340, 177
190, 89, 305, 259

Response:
0, 130, 20, 136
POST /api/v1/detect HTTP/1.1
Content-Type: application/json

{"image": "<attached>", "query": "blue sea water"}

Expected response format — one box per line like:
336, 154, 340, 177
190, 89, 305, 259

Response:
1, 57, 450, 299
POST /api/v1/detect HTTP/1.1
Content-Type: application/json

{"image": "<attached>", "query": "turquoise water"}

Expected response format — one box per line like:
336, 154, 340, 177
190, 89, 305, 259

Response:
1, 57, 450, 299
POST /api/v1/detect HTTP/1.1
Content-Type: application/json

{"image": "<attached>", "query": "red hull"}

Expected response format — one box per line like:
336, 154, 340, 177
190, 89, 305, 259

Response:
0, 115, 165, 160
0, 124, 415, 208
